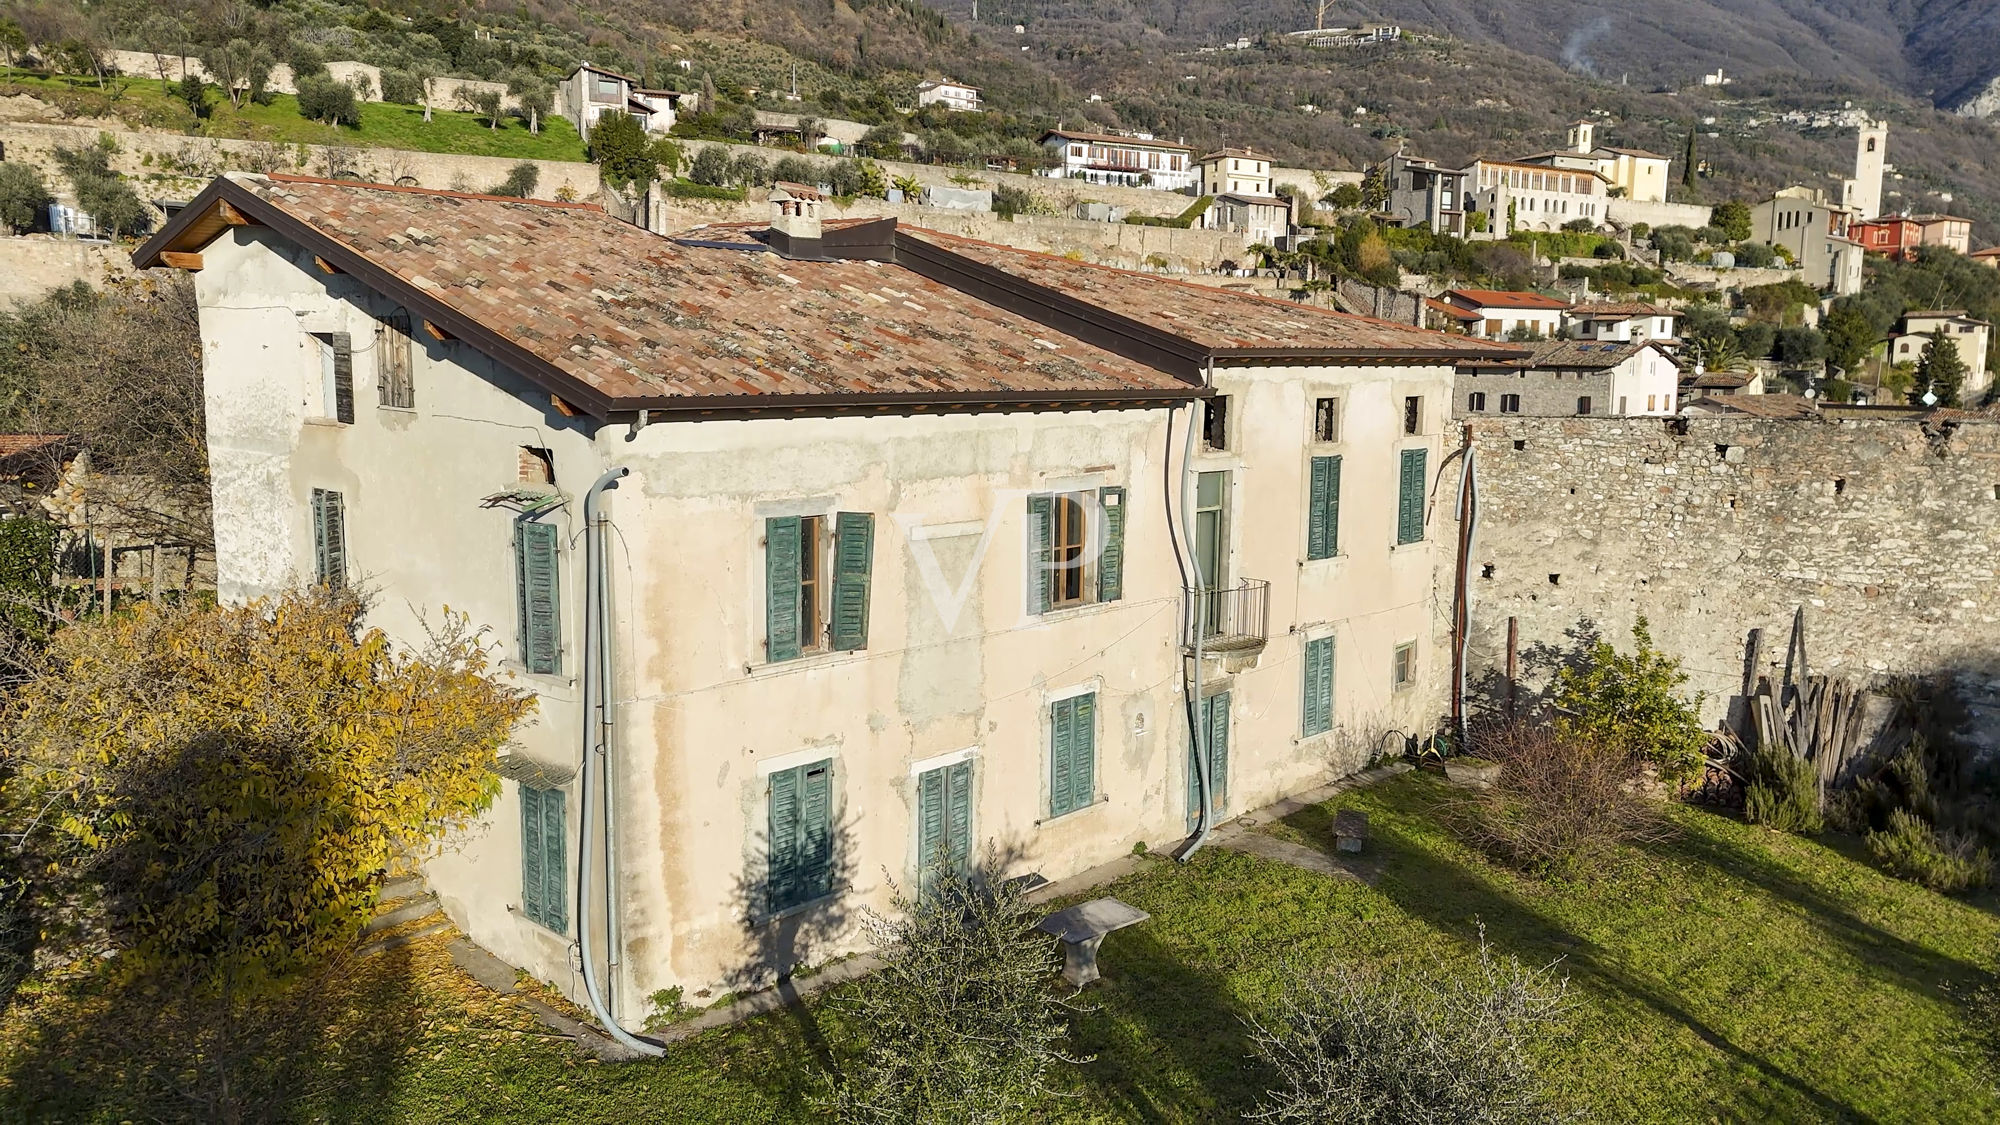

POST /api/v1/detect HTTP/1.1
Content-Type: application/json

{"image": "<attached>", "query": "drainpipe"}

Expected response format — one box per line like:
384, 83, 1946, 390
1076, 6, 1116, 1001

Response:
1176, 363, 1216, 862
1450, 425, 1480, 749
574, 465, 666, 1058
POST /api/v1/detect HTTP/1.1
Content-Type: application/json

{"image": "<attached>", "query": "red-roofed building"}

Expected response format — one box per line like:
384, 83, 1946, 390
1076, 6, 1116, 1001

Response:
1436, 289, 1571, 339
136, 173, 1516, 1027
1038, 128, 1196, 190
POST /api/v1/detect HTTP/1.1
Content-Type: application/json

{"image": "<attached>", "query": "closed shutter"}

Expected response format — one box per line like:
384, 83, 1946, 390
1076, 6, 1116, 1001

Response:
1026, 494, 1053, 615
515, 519, 561, 675
519, 785, 566, 931
767, 766, 800, 909
1303, 636, 1335, 736
829, 512, 874, 652
377, 311, 414, 408
1096, 487, 1126, 602
311, 488, 346, 590
765, 516, 803, 662
945, 759, 972, 868
331, 333, 354, 423
1397, 448, 1428, 545
768, 760, 834, 912
1207, 692, 1230, 814
917, 765, 946, 873
916, 759, 975, 881
1307, 455, 1342, 560
1050, 693, 1096, 817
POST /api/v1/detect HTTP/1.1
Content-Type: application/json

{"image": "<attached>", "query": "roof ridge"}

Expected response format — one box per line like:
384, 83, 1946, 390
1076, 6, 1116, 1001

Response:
261, 173, 607, 212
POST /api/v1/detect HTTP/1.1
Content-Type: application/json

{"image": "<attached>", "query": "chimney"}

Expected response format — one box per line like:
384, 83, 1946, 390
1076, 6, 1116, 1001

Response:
768, 183, 823, 257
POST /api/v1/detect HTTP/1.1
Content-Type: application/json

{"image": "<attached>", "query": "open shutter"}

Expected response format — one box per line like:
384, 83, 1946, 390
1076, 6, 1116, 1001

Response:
312, 489, 346, 590
541, 788, 566, 931
945, 759, 973, 868
1026, 495, 1053, 615
1303, 636, 1335, 736
519, 787, 547, 927
765, 517, 803, 662
918, 765, 946, 873
516, 520, 561, 675
331, 333, 355, 423
830, 512, 874, 652
1049, 697, 1075, 816
1070, 694, 1096, 813
1096, 487, 1126, 603
1307, 456, 1332, 559
1398, 448, 1428, 545
799, 761, 833, 902
767, 766, 800, 910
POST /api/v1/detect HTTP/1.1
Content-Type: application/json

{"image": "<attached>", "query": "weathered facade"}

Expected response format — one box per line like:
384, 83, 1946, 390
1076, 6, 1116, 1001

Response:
138, 174, 1511, 1035
1459, 415, 2000, 748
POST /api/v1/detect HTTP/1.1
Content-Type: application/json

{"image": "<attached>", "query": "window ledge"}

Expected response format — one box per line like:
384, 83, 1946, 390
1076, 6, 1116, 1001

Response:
1299, 553, 1346, 569
753, 647, 867, 676
754, 887, 848, 927
1035, 600, 1129, 625
500, 662, 579, 696
1035, 794, 1108, 827
303, 417, 350, 428
376, 405, 418, 415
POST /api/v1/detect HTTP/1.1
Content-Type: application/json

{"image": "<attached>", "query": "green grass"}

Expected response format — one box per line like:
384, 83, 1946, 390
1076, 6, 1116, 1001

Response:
0, 69, 586, 162
7, 774, 1995, 1122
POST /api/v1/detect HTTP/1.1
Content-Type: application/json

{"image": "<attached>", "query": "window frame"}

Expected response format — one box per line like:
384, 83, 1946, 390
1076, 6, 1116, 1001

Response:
376, 310, 415, 410
1202, 394, 1231, 452
1403, 395, 1424, 436
1391, 641, 1417, 692
1046, 688, 1099, 820
1500, 393, 1522, 414
1312, 396, 1342, 443
518, 783, 567, 932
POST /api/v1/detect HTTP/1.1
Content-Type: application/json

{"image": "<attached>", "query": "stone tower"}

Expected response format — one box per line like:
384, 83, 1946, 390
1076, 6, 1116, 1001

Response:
1567, 119, 1596, 154
1843, 120, 1887, 221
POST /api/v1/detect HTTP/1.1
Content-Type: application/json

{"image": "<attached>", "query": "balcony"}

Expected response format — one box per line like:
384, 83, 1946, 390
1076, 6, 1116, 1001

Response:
1183, 579, 1270, 655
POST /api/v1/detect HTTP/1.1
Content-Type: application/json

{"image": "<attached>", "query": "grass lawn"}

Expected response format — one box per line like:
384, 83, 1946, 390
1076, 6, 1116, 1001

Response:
0, 69, 586, 162
6, 773, 1995, 1122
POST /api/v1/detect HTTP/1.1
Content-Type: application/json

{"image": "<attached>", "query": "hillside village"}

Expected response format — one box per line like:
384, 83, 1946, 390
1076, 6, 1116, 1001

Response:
2, 2, 1999, 1122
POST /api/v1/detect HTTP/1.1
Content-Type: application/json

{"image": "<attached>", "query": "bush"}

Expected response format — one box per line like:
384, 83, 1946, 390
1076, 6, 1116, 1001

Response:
1549, 618, 1711, 788
487, 162, 539, 199
1731, 241, 1778, 269
1743, 743, 1823, 834
295, 75, 361, 127
819, 854, 1089, 1123
589, 112, 658, 189
663, 180, 746, 201
772, 155, 819, 186
0, 161, 51, 234
729, 151, 771, 188
1247, 936, 1569, 1124
688, 144, 731, 186
1461, 722, 1666, 878
1867, 810, 1991, 893
379, 68, 422, 106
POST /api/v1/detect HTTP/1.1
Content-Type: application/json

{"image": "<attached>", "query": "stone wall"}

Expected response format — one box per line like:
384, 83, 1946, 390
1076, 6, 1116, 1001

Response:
0, 235, 136, 303
1608, 198, 1714, 230
0, 122, 599, 216
1463, 415, 2000, 746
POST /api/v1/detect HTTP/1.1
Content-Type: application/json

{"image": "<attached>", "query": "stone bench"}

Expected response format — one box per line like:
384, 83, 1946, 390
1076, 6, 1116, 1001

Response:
1334, 810, 1368, 853
1036, 897, 1150, 987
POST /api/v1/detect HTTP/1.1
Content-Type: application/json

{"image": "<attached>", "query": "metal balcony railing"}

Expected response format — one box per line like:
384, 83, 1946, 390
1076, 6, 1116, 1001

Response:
1183, 579, 1270, 655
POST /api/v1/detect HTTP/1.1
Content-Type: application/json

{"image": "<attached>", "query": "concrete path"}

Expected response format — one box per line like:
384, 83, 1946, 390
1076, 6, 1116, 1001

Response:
1206, 761, 1413, 884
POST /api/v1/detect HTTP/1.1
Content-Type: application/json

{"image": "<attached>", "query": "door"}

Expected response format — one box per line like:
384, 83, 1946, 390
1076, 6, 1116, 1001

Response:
915, 758, 973, 888
1186, 691, 1231, 831
1194, 471, 1229, 637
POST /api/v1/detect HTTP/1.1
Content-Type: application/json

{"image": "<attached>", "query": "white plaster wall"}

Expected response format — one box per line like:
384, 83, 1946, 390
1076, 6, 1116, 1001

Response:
1608, 350, 1683, 415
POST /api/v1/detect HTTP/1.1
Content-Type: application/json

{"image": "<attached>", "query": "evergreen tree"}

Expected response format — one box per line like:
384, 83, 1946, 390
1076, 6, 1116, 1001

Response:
1680, 128, 1698, 190
589, 112, 659, 189
1912, 329, 1966, 407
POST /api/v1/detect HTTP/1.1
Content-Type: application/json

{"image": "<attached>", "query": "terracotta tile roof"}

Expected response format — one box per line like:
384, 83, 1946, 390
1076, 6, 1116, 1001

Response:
1570, 301, 1667, 318
1596, 146, 1669, 160
137, 176, 1196, 417
1039, 129, 1192, 152
1521, 340, 1655, 369
898, 228, 1528, 360
1687, 393, 1819, 419
1424, 298, 1481, 321
1444, 289, 1572, 311
1970, 246, 2000, 258
0, 434, 70, 458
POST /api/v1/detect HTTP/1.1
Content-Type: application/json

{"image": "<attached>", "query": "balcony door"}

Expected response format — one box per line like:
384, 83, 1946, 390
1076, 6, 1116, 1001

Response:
1186, 691, 1231, 832
1194, 470, 1229, 636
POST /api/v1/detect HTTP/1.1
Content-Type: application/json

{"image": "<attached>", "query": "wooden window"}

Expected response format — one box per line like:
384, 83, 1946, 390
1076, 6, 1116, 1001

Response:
519, 783, 567, 931
310, 488, 346, 590
1500, 393, 1521, 414
1048, 693, 1097, 818
915, 758, 973, 885
829, 512, 874, 653
514, 518, 561, 675
767, 514, 870, 661
1392, 642, 1416, 691
1050, 495, 1088, 607
797, 515, 825, 654
1306, 455, 1342, 561
1577, 396, 1594, 415
1202, 395, 1230, 451
1313, 396, 1341, 442
1468, 392, 1487, 412
1186, 691, 1230, 829
1485, 319, 1503, 337
1302, 636, 1335, 737
767, 760, 834, 912
1397, 448, 1428, 545
376, 310, 415, 409
1403, 395, 1423, 436
1027, 489, 1123, 614
315, 332, 354, 423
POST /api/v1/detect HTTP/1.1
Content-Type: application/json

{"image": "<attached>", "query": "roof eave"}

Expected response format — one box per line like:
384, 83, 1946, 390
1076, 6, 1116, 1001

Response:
1213, 345, 1532, 364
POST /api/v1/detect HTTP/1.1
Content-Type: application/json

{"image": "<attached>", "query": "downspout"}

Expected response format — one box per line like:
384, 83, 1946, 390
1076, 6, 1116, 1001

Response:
1176, 362, 1215, 861
1450, 425, 1480, 749
574, 464, 667, 1058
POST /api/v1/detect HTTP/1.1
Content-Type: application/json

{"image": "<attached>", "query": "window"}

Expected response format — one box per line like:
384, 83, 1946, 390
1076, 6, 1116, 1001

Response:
1301, 636, 1335, 736
1026, 488, 1125, 614
1202, 395, 1230, 451
314, 332, 354, 423
1485, 318, 1503, 337
1403, 396, 1423, 435
1396, 448, 1427, 545
1306, 455, 1342, 560
593, 76, 620, 101
1500, 394, 1521, 414
1392, 642, 1416, 691
1468, 392, 1487, 412
915, 758, 973, 883
376, 311, 414, 409
767, 513, 874, 661
1577, 396, 1593, 415
515, 518, 561, 675
767, 760, 834, 912
519, 784, 567, 931
310, 488, 346, 590
1048, 693, 1097, 818
1647, 394, 1657, 411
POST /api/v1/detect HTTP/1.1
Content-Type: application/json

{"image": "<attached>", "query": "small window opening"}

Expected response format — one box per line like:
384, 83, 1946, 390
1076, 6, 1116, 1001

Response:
520, 446, 555, 486
1714, 444, 1731, 461
1202, 395, 1230, 452
1726, 495, 1739, 510
1548, 573, 1561, 586
1403, 396, 1422, 436
1314, 396, 1341, 442
1512, 439, 1526, 451
1833, 477, 1846, 496
1480, 564, 1495, 579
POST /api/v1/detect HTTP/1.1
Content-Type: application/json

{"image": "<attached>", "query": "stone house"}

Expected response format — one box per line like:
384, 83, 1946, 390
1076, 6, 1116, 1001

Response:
556, 63, 694, 142
1376, 152, 1468, 237
1569, 302, 1678, 343
1455, 340, 1682, 418
1748, 187, 1866, 296
1881, 311, 1992, 399
1462, 158, 1611, 235
134, 173, 1514, 1039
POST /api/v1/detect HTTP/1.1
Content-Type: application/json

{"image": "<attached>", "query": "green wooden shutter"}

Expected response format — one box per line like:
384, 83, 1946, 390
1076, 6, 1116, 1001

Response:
767, 766, 800, 909
515, 520, 561, 675
331, 333, 354, 424
540, 787, 567, 931
765, 516, 803, 663
1303, 636, 1335, 736
917, 765, 946, 874
916, 758, 974, 882
311, 488, 346, 590
1307, 455, 1344, 560
1050, 693, 1096, 817
1096, 486, 1126, 603
1026, 494, 1053, 615
1397, 448, 1428, 545
798, 761, 833, 902
520, 785, 545, 926
945, 759, 973, 868
1206, 692, 1230, 814
830, 512, 874, 652
1073, 694, 1096, 813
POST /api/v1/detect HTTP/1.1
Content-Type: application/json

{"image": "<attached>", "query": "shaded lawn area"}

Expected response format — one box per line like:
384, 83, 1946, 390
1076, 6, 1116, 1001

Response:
0, 70, 586, 161
7, 773, 1994, 1122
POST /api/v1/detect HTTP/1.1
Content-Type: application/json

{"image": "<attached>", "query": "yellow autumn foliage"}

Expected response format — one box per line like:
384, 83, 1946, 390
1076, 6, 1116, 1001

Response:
2, 587, 533, 995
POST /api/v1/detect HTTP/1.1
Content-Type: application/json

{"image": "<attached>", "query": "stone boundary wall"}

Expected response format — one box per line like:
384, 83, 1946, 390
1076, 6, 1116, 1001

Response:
1461, 415, 2000, 747
1609, 198, 1714, 230
0, 121, 599, 215
99, 51, 518, 111
0, 235, 136, 303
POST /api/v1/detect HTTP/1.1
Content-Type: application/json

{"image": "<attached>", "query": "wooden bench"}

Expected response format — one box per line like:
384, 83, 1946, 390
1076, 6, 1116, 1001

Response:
1036, 897, 1150, 987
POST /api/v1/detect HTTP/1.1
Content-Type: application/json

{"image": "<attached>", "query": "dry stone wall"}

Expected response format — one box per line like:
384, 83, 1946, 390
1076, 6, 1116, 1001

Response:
1462, 415, 2000, 745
